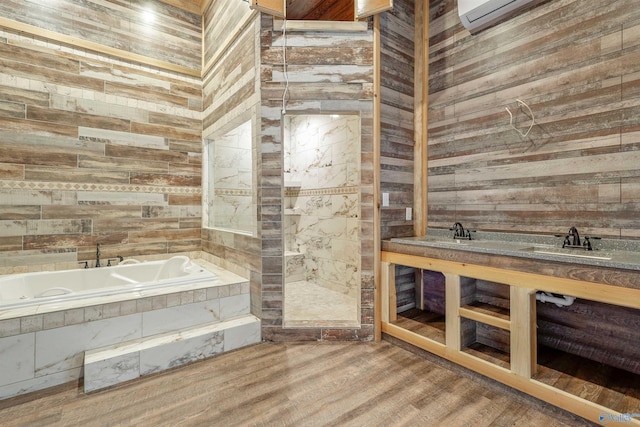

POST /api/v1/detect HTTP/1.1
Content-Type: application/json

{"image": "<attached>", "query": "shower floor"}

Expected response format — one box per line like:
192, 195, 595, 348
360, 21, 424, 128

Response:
283, 280, 359, 328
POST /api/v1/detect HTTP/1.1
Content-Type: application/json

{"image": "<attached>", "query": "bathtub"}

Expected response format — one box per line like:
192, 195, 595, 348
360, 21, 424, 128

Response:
0, 255, 214, 311
0, 255, 259, 400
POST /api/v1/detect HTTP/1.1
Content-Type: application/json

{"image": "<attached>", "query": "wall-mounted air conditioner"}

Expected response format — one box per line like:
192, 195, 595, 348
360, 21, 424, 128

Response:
458, 0, 537, 34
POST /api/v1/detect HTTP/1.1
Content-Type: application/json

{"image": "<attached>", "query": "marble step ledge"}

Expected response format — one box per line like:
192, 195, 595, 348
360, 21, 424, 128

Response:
83, 315, 261, 393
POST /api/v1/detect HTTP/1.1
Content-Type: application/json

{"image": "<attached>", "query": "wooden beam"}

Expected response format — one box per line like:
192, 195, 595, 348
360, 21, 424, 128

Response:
273, 20, 368, 32
444, 273, 461, 351
459, 306, 511, 331
380, 262, 393, 323
373, 14, 383, 341
0, 17, 201, 77
413, 0, 428, 236
510, 286, 537, 377
250, 0, 285, 18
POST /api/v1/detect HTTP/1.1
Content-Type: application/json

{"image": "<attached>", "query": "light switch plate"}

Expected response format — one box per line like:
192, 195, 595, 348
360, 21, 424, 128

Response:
382, 192, 389, 207
406, 207, 412, 220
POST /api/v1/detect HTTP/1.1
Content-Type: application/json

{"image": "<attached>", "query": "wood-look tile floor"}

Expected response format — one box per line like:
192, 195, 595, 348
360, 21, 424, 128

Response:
0, 341, 594, 427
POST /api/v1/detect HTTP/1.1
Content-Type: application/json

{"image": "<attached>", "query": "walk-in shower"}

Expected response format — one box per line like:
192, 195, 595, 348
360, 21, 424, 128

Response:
283, 114, 361, 328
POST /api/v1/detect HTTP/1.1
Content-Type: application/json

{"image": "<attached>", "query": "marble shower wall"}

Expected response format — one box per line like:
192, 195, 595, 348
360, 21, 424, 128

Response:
205, 120, 256, 235
284, 115, 360, 295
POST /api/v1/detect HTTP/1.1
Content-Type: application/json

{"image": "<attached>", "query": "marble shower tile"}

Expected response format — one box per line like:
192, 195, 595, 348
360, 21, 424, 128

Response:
318, 163, 348, 188
332, 239, 360, 266
317, 217, 347, 239
331, 194, 359, 218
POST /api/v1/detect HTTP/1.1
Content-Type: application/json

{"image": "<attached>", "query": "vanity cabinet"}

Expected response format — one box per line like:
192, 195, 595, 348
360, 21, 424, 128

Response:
380, 247, 640, 426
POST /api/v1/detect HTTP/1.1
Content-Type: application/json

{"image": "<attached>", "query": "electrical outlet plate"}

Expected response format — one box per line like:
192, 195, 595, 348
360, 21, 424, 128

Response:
406, 207, 412, 220
382, 192, 389, 207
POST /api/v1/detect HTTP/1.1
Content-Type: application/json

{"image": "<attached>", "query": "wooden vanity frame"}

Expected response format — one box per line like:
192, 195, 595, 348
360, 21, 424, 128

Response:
380, 250, 640, 425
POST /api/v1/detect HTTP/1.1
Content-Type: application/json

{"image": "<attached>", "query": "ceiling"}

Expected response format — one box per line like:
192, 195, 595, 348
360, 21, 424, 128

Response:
286, 0, 354, 21
162, 0, 354, 20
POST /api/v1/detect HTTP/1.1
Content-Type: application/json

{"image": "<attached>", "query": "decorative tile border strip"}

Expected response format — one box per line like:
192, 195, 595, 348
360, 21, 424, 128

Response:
285, 186, 359, 197
214, 188, 253, 196
0, 180, 201, 195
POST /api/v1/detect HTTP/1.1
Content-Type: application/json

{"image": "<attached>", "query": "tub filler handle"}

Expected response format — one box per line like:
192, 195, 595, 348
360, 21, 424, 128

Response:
35, 287, 73, 298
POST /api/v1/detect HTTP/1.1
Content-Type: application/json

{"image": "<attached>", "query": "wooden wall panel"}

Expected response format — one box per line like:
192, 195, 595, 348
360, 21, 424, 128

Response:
0, 0, 201, 71
380, 0, 415, 240
428, 0, 640, 239
201, 9, 262, 316
0, 28, 202, 272
202, 0, 255, 74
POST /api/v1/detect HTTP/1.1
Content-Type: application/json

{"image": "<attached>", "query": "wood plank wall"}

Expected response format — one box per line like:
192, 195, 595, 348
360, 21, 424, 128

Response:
0, 25, 202, 272
0, 0, 201, 71
428, 0, 640, 240
202, 0, 255, 74
259, 16, 375, 341
379, 0, 415, 240
201, 0, 262, 317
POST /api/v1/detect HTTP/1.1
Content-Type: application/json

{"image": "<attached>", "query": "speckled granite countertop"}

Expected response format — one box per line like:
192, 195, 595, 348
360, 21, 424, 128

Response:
388, 229, 640, 272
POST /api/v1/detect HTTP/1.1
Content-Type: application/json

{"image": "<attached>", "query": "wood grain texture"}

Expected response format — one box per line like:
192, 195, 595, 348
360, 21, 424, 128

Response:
0, 341, 591, 427
257, 14, 375, 341
201, 6, 262, 317
428, 0, 640, 239
0, 29, 202, 267
380, 0, 415, 240
0, 0, 201, 71
286, 0, 355, 21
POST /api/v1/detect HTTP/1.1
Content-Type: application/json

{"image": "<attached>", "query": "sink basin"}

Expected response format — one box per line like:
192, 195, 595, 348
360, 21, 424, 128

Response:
519, 246, 612, 260
425, 238, 470, 246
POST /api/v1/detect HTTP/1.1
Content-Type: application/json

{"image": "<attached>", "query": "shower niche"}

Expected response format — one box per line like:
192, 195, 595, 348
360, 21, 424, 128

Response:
282, 114, 361, 328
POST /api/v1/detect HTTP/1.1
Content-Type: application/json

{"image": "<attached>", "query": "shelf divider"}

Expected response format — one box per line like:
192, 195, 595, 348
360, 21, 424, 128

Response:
459, 306, 511, 330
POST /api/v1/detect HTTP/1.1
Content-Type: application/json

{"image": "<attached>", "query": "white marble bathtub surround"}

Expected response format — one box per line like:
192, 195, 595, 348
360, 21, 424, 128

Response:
84, 316, 260, 393
224, 316, 261, 351
142, 299, 220, 336
0, 333, 35, 385
219, 294, 250, 320
35, 313, 142, 376
139, 330, 224, 375
0, 257, 256, 400
84, 353, 141, 393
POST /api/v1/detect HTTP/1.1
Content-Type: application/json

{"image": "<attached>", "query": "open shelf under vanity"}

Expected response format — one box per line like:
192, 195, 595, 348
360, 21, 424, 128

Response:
380, 249, 640, 425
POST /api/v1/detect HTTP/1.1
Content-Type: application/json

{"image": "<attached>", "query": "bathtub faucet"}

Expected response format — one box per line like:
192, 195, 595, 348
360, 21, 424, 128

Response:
95, 243, 101, 268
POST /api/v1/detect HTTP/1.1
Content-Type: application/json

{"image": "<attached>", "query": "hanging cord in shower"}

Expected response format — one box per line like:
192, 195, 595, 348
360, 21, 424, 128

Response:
281, 19, 289, 114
